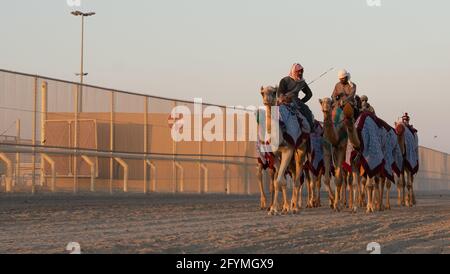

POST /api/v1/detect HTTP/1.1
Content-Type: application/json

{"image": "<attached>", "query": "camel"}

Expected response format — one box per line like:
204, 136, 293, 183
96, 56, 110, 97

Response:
304, 120, 335, 208
259, 86, 309, 215
318, 97, 351, 211
341, 106, 398, 213
394, 121, 419, 207
378, 120, 405, 211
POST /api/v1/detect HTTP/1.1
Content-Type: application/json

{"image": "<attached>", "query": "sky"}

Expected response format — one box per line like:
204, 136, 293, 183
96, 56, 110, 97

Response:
1, 0, 449, 153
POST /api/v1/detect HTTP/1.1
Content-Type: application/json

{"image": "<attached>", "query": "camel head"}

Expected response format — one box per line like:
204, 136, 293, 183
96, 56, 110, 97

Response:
343, 103, 354, 120
260, 86, 277, 106
319, 97, 333, 114
319, 97, 339, 146
395, 122, 405, 137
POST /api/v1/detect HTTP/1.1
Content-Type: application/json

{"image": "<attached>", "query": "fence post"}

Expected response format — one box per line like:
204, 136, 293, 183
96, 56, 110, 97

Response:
245, 112, 250, 195
224, 109, 230, 194
41, 154, 56, 192
198, 104, 203, 194
175, 162, 184, 193
109, 91, 115, 194
81, 155, 96, 192
143, 97, 148, 194
114, 157, 128, 192
40, 81, 47, 187
15, 119, 20, 189
172, 101, 177, 193
73, 84, 79, 194
146, 160, 157, 192
200, 163, 208, 193
31, 77, 37, 194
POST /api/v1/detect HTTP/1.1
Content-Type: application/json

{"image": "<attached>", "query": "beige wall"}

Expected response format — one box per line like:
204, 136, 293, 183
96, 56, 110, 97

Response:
414, 147, 450, 192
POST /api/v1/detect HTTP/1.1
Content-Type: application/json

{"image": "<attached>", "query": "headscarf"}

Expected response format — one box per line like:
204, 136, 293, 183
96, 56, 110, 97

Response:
338, 69, 354, 88
289, 63, 304, 82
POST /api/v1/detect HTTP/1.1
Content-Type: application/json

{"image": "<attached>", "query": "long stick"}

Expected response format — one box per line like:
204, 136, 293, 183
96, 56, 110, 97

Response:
308, 67, 334, 86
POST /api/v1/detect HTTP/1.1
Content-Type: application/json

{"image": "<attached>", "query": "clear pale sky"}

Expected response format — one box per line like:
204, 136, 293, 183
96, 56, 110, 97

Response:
1, 0, 449, 152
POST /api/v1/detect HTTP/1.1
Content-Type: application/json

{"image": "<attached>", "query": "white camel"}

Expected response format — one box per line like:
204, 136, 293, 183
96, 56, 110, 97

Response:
259, 86, 309, 215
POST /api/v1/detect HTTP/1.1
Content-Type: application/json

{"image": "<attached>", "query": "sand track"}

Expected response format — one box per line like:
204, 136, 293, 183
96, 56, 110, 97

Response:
0, 193, 449, 254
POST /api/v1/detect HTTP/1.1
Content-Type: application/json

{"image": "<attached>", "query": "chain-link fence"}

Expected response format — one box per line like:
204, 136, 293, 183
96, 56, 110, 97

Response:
0, 69, 261, 194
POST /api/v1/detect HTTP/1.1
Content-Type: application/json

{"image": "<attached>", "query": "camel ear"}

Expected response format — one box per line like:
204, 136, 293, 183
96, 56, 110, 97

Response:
318, 99, 323, 104
260, 86, 264, 92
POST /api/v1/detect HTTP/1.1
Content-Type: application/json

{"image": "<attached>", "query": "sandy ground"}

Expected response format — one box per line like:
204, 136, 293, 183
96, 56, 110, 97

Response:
0, 192, 449, 254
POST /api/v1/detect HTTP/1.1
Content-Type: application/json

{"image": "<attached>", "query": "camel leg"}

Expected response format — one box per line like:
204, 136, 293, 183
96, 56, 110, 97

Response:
291, 148, 306, 213
267, 168, 275, 211
411, 174, 417, 205
348, 171, 353, 210
333, 149, 345, 212
366, 177, 375, 213
257, 164, 267, 210
406, 171, 413, 208
351, 170, 359, 213
396, 175, 402, 207
396, 173, 406, 207
405, 171, 410, 207
305, 171, 314, 208
323, 148, 335, 208
316, 174, 322, 207
308, 173, 315, 208
334, 169, 343, 212
269, 148, 294, 215
401, 173, 406, 206
339, 171, 346, 208
308, 174, 315, 208
290, 171, 300, 214
379, 178, 386, 211
281, 176, 290, 214
385, 179, 392, 210
374, 177, 381, 211
305, 171, 312, 208
298, 180, 304, 211
360, 176, 367, 207
359, 175, 364, 207
343, 172, 348, 208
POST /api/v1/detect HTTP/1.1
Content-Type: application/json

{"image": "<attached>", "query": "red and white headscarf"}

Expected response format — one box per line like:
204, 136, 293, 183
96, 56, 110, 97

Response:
289, 63, 304, 82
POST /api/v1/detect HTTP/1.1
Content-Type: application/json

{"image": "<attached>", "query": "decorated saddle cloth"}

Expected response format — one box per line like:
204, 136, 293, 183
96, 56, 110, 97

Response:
308, 121, 325, 176
404, 125, 419, 175
392, 137, 404, 176
349, 112, 385, 178
256, 109, 275, 170
378, 120, 400, 182
278, 102, 311, 148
